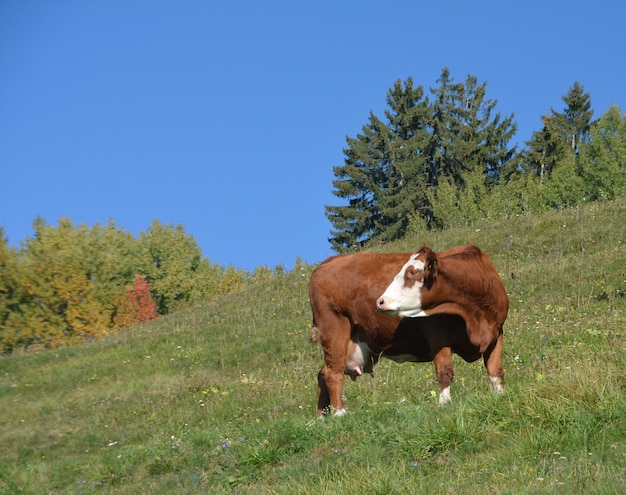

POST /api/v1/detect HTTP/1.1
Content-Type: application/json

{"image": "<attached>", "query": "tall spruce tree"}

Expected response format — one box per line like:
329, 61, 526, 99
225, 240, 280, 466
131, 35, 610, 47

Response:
376, 79, 431, 242
326, 78, 430, 251
523, 82, 593, 182
523, 114, 570, 183
326, 112, 390, 251
427, 68, 516, 189
327, 68, 517, 251
553, 81, 593, 155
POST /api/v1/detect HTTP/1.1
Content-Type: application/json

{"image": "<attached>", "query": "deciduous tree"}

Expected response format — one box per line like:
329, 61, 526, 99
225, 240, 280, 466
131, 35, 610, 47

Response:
4, 218, 110, 348
113, 274, 158, 328
138, 220, 225, 313
578, 105, 626, 201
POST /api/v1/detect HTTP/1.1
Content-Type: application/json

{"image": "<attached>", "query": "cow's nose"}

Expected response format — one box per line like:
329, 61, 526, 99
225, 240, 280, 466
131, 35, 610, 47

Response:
376, 297, 384, 310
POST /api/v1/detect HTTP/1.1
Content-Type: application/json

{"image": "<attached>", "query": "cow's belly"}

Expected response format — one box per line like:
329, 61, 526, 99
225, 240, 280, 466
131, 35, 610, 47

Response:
384, 352, 433, 363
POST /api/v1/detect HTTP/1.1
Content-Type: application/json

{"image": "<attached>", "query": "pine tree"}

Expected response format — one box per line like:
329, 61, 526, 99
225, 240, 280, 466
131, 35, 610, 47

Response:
523, 82, 593, 183
376, 78, 431, 242
326, 78, 431, 251
425, 69, 517, 228
523, 114, 570, 183
326, 112, 388, 251
553, 81, 593, 155
326, 68, 517, 250
426, 68, 516, 189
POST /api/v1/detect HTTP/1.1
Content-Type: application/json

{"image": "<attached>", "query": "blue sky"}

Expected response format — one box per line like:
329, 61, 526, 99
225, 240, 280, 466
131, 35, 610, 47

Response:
2, 1, 625, 271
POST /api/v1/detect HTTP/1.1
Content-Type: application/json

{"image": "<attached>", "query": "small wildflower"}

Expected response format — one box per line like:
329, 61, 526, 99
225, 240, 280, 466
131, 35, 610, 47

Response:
221, 440, 231, 449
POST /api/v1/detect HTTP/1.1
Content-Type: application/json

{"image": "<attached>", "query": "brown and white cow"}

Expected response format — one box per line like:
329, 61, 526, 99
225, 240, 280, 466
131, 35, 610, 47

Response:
309, 246, 508, 417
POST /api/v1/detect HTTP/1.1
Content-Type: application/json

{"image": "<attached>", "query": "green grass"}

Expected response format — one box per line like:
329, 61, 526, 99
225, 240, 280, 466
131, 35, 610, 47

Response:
1, 198, 625, 494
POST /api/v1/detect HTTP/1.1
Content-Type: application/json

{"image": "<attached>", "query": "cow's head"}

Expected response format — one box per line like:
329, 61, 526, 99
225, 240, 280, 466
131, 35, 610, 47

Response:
376, 246, 438, 317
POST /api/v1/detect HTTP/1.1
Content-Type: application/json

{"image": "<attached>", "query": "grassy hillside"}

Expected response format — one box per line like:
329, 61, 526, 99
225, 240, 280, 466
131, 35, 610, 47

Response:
1, 198, 625, 494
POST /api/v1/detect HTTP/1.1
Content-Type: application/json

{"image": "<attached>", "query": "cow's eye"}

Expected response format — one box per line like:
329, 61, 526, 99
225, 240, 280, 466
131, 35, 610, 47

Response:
404, 266, 421, 283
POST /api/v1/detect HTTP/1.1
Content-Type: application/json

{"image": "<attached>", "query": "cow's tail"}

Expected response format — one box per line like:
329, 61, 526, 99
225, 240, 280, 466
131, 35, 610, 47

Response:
309, 326, 321, 344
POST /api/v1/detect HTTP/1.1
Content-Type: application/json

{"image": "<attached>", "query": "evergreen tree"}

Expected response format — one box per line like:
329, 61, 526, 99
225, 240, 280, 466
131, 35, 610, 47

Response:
376, 78, 431, 242
326, 68, 517, 250
553, 81, 593, 155
327, 78, 432, 250
426, 68, 517, 189
326, 112, 388, 251
522, 82, 593, 183
522, 114, 570, 183
426, 69, 517, 228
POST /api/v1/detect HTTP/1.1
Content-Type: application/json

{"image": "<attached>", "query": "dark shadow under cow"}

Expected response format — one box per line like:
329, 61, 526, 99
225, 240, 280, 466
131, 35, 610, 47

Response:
310, 312, 489, 416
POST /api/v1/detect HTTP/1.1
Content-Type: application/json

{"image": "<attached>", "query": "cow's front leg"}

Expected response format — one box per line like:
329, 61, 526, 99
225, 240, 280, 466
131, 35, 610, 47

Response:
433, 347, 454, 405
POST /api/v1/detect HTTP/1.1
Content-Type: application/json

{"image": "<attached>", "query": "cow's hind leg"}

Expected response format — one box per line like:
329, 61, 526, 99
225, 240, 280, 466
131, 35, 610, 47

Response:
319, 363, 347, 416
483, 328, 505, 394
316, 316, 351, 417
317, 369, 331, 416
433, 347, 454, 405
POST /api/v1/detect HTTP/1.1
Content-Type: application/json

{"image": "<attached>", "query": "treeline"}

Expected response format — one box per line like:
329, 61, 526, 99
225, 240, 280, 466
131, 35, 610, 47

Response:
327, 67, 626, 251
3, 68, 624, 352
0, 218, 287, 352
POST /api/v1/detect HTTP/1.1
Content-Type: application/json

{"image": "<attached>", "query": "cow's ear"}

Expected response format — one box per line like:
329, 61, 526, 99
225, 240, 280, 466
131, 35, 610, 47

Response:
418, 246, 437, 273
423, 249, 438, 288
426, 251, 438, 273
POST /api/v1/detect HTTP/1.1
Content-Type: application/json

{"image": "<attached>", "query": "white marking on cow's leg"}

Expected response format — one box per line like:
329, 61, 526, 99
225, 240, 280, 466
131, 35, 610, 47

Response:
438, 386, 452, 405
489, 376, 505, 394
333, 408, 347, 417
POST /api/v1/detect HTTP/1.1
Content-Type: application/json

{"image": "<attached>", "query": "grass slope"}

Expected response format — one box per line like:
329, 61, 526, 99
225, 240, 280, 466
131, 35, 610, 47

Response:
1, 199, 625, 494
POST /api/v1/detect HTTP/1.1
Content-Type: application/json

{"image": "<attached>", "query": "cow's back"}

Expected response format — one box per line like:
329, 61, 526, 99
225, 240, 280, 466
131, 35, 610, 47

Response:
310, 252, 411, 319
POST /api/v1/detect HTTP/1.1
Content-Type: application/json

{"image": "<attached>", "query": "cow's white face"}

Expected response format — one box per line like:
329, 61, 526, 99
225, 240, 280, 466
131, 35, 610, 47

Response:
376, 253, 427, 317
